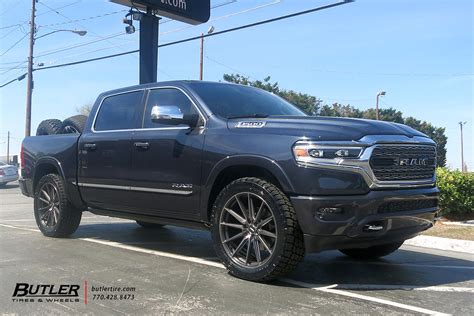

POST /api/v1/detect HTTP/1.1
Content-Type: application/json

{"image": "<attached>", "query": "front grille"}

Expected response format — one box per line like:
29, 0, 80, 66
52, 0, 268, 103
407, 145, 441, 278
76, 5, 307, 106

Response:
370, 145, 436, 181
378, 199, 438, 214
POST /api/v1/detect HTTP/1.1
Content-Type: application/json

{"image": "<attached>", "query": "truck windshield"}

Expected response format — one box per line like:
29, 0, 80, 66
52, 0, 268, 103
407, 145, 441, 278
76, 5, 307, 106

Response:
189, 82, 306, 119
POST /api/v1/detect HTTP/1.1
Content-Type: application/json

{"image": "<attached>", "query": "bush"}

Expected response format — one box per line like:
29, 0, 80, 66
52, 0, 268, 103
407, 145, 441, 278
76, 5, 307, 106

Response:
436, 168, 474, 219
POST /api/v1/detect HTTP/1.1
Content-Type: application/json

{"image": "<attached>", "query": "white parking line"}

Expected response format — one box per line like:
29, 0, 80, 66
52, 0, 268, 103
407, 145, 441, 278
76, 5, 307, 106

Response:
0, 223, 463, 315
280, 282, 474, 293
280, 279, 451, 316
339, 260, 474, 270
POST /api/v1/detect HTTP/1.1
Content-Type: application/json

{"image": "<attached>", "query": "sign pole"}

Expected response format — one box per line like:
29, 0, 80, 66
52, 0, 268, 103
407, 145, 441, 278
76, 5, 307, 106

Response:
139, 10, 159, 84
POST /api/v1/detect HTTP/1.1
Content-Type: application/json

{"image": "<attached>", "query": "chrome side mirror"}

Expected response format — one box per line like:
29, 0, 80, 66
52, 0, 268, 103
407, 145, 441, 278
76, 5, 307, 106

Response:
151, 105, 184, 121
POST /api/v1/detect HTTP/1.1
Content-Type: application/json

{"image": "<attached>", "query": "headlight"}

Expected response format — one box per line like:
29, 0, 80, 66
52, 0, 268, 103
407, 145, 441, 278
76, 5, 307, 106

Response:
293, 142, 364, 165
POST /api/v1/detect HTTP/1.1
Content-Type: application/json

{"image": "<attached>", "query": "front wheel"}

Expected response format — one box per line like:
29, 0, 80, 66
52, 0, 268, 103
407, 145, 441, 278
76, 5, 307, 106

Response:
211, 177, 305, 282
339, 241, 404, 259
34, 174, 82, 237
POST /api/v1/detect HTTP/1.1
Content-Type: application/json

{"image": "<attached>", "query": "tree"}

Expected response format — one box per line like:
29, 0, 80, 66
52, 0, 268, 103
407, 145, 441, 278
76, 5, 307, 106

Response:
223, 74, 322, 115
404, 117, 448, 167
223, 73, 448, 167
76, 104, 92, 116
362, 108, 404, 123
319, 103, 363, 118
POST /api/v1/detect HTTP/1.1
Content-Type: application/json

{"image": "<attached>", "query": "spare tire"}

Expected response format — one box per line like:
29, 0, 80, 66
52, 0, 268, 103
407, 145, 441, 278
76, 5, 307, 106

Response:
60, 115, 88, 134
36, 119, 62, 136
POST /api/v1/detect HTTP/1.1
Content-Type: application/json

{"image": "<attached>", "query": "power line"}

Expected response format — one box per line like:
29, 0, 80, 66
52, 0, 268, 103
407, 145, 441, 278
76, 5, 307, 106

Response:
1, 1, 353, 88
0, 73, 26, 88
0, 1, 82, 30
32, 0, 239, 60
35, 1, 352, 72
38, 9, 128, 28
161, 0, 281, 36
0, 33, 29, 56
309, 67, 473, 78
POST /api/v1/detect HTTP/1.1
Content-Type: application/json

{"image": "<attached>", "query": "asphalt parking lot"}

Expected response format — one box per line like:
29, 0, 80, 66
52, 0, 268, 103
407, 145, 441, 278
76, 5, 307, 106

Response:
1, 182, 473, 315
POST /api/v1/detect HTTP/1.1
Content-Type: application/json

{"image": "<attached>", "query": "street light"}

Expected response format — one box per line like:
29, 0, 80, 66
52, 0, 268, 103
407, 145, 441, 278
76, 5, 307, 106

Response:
459, 121, 468, 172
375, 91, 386, 120
35, 29, 87, 40
200, 26, 215, 80
24, 14, 88, 137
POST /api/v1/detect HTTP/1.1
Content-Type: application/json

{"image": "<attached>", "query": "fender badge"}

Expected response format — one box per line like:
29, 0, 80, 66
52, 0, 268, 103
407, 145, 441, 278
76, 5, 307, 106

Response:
236, 121, 266, 128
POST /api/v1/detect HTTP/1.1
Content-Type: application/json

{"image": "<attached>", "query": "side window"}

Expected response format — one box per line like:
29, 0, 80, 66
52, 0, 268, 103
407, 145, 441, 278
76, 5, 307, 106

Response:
143, 88, 199, 128
94, 91, 143, 131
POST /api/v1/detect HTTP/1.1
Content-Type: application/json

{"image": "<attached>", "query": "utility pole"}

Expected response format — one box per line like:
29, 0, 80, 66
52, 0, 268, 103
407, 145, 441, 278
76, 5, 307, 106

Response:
459, 121, 467, 172
6, 131, 10, 164
375, 91, 386, 120
199, 33, 204, 80
199, 26, 214, 81
25, 0, 36, 137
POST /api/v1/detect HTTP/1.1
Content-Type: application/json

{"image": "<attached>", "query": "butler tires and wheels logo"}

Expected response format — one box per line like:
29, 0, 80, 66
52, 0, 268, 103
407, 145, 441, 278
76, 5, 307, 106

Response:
12, 283, 82, 303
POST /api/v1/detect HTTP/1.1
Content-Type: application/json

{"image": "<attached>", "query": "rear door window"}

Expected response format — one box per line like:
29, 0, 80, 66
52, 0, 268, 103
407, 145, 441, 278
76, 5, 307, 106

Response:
94, 91, 144, 131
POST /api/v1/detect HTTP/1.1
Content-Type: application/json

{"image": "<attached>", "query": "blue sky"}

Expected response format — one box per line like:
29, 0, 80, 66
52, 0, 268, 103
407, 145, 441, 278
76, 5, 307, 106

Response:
0, 0, 472, 169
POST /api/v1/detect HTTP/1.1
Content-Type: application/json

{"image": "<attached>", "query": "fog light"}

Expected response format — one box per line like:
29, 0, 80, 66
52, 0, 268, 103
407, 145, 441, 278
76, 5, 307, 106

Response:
316, 207, 343, 220
318, 207, 343, 214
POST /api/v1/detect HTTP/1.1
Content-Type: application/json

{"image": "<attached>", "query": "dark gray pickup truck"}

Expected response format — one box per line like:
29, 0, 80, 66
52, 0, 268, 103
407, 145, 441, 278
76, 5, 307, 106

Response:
20, 81, 439, 281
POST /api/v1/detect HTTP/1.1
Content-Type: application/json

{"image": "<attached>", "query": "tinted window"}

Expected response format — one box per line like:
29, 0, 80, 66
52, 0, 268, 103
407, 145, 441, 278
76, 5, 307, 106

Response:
143, 88, 198, 128
188, 82, 305, 119
95, 91, 143, 131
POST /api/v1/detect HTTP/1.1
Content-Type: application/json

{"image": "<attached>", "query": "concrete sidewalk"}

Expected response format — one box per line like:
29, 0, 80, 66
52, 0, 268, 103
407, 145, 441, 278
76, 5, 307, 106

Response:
405, 235, 474, 254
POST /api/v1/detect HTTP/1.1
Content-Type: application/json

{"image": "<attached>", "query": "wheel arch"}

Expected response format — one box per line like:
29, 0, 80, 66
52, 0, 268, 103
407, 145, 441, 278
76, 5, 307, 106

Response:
202, 155, 295, 222
33, 157, 66, 193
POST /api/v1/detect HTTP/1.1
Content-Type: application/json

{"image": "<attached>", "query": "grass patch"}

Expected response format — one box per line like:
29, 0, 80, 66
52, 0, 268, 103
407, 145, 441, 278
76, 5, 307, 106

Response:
422, 222, 474, 241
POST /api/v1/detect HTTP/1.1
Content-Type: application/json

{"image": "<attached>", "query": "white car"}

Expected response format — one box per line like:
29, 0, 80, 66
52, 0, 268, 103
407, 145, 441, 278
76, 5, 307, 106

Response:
0, 162, 19, 186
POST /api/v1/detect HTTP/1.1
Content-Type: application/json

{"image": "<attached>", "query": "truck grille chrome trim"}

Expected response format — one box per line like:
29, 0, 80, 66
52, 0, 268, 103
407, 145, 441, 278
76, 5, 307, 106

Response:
77, 183, 192, 195
370, 145, 436, 181
293, 136, 437, 189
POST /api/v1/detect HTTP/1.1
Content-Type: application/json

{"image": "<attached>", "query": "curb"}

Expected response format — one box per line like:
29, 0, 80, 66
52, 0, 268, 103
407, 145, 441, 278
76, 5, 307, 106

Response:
404, 235, 474, 254
440, 221, 474, 227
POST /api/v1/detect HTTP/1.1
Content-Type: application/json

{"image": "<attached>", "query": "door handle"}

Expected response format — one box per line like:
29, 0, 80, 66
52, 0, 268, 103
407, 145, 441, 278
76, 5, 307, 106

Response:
84, 143, 96, 151
134, 142, 150, 150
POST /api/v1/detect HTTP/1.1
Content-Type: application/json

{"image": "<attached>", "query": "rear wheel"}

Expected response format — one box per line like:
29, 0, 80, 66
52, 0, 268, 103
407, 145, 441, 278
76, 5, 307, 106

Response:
211, 177, 304, 282
60, 115, 87, 134
36, 119, 62, 136
136, 221, 164, 228
339, 241, 404, 259
34, 174, 82, 237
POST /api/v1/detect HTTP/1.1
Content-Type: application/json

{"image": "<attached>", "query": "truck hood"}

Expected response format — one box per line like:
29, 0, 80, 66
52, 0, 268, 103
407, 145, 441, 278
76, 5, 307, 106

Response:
227, 116, 428, 142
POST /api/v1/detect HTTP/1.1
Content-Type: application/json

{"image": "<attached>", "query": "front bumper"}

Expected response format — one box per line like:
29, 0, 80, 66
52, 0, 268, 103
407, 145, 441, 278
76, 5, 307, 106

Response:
291, 187, 438, 252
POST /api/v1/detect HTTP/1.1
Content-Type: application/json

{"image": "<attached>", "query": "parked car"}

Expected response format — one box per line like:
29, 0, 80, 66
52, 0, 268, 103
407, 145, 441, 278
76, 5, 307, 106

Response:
0, 161, 19, 186
20, 81, 439, 281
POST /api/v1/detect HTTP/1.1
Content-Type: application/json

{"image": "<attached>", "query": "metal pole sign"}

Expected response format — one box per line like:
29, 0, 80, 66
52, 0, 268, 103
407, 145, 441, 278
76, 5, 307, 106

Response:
110, 0, 210, 25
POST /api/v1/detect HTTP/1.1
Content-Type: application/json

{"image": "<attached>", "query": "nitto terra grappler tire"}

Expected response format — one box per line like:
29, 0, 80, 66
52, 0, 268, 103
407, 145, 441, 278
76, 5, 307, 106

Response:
34, 174, 82, 237
339, 241, 404, 259
211, 177, 305, 282
36, 119, 62, 136
136, 221, 165, 229
60, 115, 88, 134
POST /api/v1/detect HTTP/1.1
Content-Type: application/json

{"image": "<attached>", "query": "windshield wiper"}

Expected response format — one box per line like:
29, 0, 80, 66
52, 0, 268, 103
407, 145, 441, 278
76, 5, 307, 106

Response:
227, 113, 269, 119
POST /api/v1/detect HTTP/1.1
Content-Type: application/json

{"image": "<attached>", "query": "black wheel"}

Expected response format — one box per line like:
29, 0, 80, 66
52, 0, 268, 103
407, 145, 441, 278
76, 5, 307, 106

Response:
339, 241, 404, 259
211, 177, 305, 282
136, 221, 165, 228
36, 119, 62, 136
34, 174, 82, 237
60, 115, 87, 134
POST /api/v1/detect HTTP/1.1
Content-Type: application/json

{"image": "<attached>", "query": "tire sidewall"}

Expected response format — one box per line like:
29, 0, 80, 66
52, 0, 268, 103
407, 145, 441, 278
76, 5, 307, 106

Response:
211, 179, 290, 281
34, 174, 67, 237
